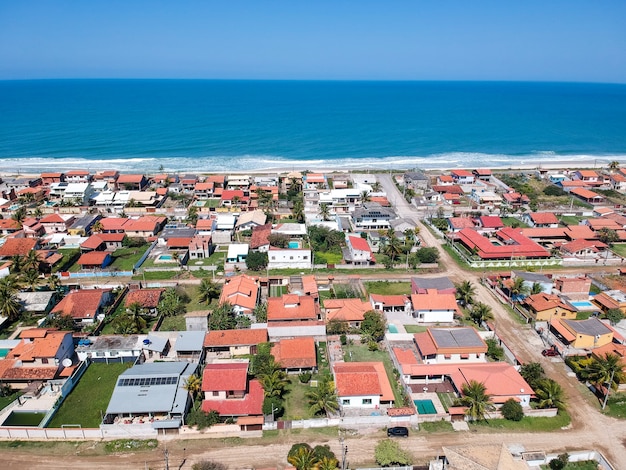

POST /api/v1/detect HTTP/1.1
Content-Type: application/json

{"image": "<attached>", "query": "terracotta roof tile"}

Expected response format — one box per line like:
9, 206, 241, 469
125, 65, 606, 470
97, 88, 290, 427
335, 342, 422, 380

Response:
202, 362, 249, 391
267, 295, 318, 322
204, 328, 268, 347
272, 337, 316, 369
324, 298, 371, 323
124, 289, 165, 308
51, 289, 109, 319
201, 379, 264, 416
0, 238, 37, 257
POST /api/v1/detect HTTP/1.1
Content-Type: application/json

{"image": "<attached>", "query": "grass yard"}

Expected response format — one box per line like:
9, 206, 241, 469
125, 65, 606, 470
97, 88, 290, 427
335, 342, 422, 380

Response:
0, 391, 22, 411
540, 462, 602, 470
603, 393, 626, 419
609, 243, 626, 257
403, 325, 428, 334
132, 270, 183, 281
283, 377, 315, 420
418, 420, 454, 433
314, 251, 343, 265
316, 342, 330, 376
469, 410, 570, 433
559, 215, 585, 226
179, 284, 218, 313
159, 314, 187, 331
365, 281, 411, 295
110, 245, 149, 271
501, 217, 529, 228
344, 344, 405, 405
48, 362, 132, 428
269, 285, 288, 297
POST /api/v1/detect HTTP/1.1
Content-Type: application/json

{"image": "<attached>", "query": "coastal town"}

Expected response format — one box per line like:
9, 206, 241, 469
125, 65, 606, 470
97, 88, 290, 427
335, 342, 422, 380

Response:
0, 164, 625, 469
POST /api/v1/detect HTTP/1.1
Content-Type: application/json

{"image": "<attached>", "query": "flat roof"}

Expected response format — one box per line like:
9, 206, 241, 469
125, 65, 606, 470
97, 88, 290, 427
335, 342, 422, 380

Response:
430, 328, 485, 349
563, 318, 612, 337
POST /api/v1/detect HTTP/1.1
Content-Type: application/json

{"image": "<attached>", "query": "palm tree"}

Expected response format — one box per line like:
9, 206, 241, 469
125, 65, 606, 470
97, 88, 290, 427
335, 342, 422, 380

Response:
11, 207, 27, 225
21, 269, 41, 292
371, 181, 382, 193
292, 200, 304, 223
530, 282, 543, 295
9, 255, 25, 274
198, 278, 221, 304
184, 374, 203, 407
535, 379, 566, 410
403, 228, 415, 248
509, 277, 529, 302
259, 369, 289, 398
469, 302, 493, 326
317, 456, 339, 470
122, 302, 148, 332
23, 249, 41, 272
306, 378, 339, 416
287, 447, 319, 470
609, 161, 620, 172
112, 314, 145, 334
583, 353, 626, 391
92, 220, 104, 233
460, 380, 494, 421
455, 280, 476, 307
318, 203, 331, 221
0, 290, 22, 321
360, 190, 371, 203
0, 275, 22, 295
382, 231, 403, 262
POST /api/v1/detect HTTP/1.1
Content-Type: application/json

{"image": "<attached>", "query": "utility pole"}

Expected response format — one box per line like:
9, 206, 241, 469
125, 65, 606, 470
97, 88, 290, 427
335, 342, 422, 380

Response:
602, 368, 616, 410
340, 437, 348, 470
164, 446, 170, 470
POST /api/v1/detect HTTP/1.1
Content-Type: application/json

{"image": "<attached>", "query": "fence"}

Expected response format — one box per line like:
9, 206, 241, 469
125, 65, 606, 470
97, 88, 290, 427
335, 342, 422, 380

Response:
134, 239, 158, 270
60, 270, 133, 279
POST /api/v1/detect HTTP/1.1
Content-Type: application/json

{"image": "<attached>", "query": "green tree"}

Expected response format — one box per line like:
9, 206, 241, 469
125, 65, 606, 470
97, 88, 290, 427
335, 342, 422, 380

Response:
259, 369, 289, 398
605, 308, 624, 326
0, 289, 22, 321
186, 409, 220, 430
23, 249, 42, 272
509, 276, 529, 301
361, 310, 386, 343
158, 288, 187, 317
251, 342, 280, 377
253, 302, 267, 322
288, 447, 319, 470
582, 352, 626, 391
485, 338, 504, 361
535, 379, 566, 410
461, 380, 494, 421
198, 278, 221, 304
21, 269, 42, 292
374, 439, 412, 467
501, 398, 524, 421
246, 251, 269, 271
262, 396, 284, 418
609, 161, 620, 172
306, 378, 339, 416
412, 247, 439, 264
111, 313, 146, 334
381, 231, 403, 262
186, 205, 199, 225
455, 280, 476, 307
11, 206, 27, 225
317, 456, 339, 470
207, 302, 239, 331
468, 302, 494, 326
519, 362, 545, 389
548, 453, 570, 470
47, 313, 75, 331
597, 227, 619, 247
326, 319, 349, 335
530, 282, 543, 295
318, 203, 331, 221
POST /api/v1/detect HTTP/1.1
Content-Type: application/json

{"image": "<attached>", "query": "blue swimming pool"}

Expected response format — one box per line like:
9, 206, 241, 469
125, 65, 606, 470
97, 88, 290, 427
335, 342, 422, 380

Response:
288, 241, 300, 249
388, 324, 399, 334
414, 399, 437, 414
570, 300, 595, 309
158, 254, 174, 261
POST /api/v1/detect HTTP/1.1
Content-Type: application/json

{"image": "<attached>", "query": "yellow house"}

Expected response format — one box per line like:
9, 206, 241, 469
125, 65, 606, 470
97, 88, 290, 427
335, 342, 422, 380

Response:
522, 293, 577, 322
592, 290, 626, 314
551, 317, 614, 349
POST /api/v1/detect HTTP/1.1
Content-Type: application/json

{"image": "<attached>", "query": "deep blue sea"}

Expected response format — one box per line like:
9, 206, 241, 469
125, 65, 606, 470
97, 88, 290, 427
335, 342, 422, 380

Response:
0, 80, 625, 173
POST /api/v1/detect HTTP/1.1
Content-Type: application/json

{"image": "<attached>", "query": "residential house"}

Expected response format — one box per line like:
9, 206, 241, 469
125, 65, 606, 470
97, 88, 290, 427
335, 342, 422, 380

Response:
62, 183, 94, 205
324, 298, 371, 328
116, 174, 148, 191
0, 218, 22, 235
592, 290, 626, 314
301, 275, 319, 301
226, 175, 251, 190
560, 239, 608, 258
193, 182, 214, 199
141, 333, 171, 360
447, 217, 475, 233
204, 329, 268, 358
436, 175, 455, 186
173, 331, 206, 363
99, 217, 129, 233
413, 327, 488, 364
76, 251, 112, 269
550, 317, 614, 349
221, 189, 249, 209
267, 247, 312, 269
272, 337, 317, 373
455, 227, 551, 260
65, 170, 91, 183
450, 169, 475, 185
502, 191, 530, 209
303, 173, 328, 190
473, 216, 504, 233
16, 291, 57, 316
351, 203, 394, 231
411, 276, 456, 295
0, 237, 39, 259
343, 236, 374, 265
610, 174, 626, 193
468, 189, 502, 209
0, 329, 74, 389
249, 223, 272, 252
185, 310, 209, 332
410, 290, 459, 323
80, 233, 125, 252
123, 216, 167, 238
201, 361, 264, 419
68, 213, 101, 236
267, 294, 319, 323
21, 218, 45, 238
51, 288, 112, 324
188, 234, 213, 260
511, 271, 553, 294
94, 170, 120, 189
573, 170, 600, 183
333, 362, 394, 409
235, 210, 267, 231
180, 174, 199, 191
76, 335, 145, 363
102, 361, 197, 428
226, 244, 249, 263
553, 276, 592, 301
40, 172, 65, 185
124, 288, 165, 315
403, 171, 430, 191
570, 187, 605, 205
369, 294, 411, 315
219, 274, 260, 316
272, 223, 307, 239
472, 169, 492, 182
523, 212, 560, 228
522, 293, 577, 322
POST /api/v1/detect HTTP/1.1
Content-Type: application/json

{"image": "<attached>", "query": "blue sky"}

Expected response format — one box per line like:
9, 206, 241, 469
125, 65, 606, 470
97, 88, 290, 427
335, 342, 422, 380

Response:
1, 1, 625, 82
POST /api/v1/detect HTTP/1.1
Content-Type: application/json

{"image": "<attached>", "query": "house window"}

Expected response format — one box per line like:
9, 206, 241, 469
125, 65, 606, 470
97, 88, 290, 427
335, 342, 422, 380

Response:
42, 358, 49, 364
212, 391, 219, 397
362, 398, 372, 405
342, 399, 350, 405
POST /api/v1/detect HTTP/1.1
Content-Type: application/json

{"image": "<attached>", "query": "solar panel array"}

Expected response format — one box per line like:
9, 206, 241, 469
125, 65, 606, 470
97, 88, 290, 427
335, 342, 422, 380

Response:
117, 376, 177, 387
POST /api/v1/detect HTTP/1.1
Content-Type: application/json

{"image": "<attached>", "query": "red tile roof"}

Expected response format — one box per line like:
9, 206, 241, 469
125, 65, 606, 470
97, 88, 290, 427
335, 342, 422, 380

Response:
476, 216, 503, 229
451, 169, 473, 177
166, 237, 193, 248
51, 289, 109, 320
220, 274, 259, 312
448, 217, 475, 229
0, 238, 37, 257
571, 187, 603, 200
81, 234, 106, 250
77, 251, 110, 266
324, 298, 371, 323
221, 189, 245, 201
116, 174, 145, 184
124, 289, 165, 308
272, 337, 317, 369
201, 379, 264, 416
204, 328, 268, 347
456, 227, 550, 259
393, 348, 419, 366
202, 362, 249, 392
8, 331, 70, 360
529, 212, 559, 225
333, 362, 394, 401
411, 290, 459, 313
0, 219, 22, 231
267, 295, 318, 322
523, 293, 574, 313
348, 236, 371, 252
370, 294, 408, 307
99, 218, 129, 231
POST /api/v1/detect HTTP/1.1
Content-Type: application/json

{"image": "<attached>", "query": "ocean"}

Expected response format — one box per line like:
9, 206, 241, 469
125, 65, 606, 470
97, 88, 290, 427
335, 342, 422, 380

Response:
0, 79, 625, 173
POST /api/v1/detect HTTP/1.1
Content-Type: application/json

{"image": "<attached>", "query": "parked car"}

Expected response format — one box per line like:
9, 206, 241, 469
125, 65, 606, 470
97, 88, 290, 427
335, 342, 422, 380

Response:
542, 347, 559, 357
387, 426, 409, 437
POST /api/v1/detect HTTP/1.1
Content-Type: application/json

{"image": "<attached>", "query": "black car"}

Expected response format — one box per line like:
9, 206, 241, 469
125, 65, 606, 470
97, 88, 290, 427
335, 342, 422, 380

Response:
387, 426, 409, 437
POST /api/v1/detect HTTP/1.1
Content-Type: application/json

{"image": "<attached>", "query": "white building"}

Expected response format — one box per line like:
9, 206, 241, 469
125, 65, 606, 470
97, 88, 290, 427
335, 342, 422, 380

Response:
267, 247, 312, 269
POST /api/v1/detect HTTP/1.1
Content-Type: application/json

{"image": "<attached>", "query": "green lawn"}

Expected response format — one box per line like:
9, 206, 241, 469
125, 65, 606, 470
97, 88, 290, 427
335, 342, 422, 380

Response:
109, 245, 149, 271
53, 249, 81, 273
610, 243, 626, 257
418, 420, 454, 433
159, 314, 187, 331
48, 362, 133, 428
603, 393, 626, 419
469, 410, 570, 433
365, 281, 411, 295
0, 391, 22, 411
314, 251, 343, 265
404, 325, 428, 334
179, 284, 218, 313
269, 285, 288, 297
283, 377, 315, 420
316, 342, 330, 376
501, 217, 529, 228
540, 462, 601, 470
559, 215, 585, 226
132, 270, 183, 281
344, 344, 405, 405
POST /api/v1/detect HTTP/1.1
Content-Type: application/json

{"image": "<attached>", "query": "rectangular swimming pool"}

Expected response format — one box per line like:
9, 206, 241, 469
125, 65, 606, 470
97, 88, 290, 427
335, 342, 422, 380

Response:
570, 300, 595, 309
2, 411, 46, 427
388, 325, 399, 334
288, 241, 300, 249
414, 399, 437, 414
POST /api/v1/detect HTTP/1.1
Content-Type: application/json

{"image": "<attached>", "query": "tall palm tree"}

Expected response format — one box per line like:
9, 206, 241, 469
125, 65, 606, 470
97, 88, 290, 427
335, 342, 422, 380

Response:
535, 379, 566, 410
259, 369, 289, 398
469, 302, 494, 326
23, 249, 41, 272
460, 380, 494, 421
455, 280, 476, 307
9, 255, 25, 275
0, 275, 22, 296
360, 190, 371, 203
317, 456, 339, 470
0, 290, 22, 321
287, 447, 319, 470
292, 200, 304, 223
11, 207, 27, 225
318, 203, 331, 221
403, 228, 415, 248
609, 161, 620, 172
198, 278, 221, 304
306, 378, 339, 416
184, 374, 203, 407
583, 353, 626, 391
21, 269, 41, 292
92, 220, 104, 233
382, 232, 403, 262
530, 282, 543, 295
371, 181, 382, 193
509, 277, 529, 302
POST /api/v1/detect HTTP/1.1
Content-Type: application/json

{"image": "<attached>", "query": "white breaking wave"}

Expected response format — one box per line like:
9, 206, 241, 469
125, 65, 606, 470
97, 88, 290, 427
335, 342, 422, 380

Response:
1, 152, 625, 174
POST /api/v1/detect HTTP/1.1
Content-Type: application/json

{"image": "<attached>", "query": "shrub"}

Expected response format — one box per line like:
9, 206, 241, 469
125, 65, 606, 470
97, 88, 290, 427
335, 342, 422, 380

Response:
367, 341, 379, 351
262, 396, 284, 418
298, 372, 312, 384
339, 334, 347, 345
501, 398, 524, 421
543, 185, 566, 197
193, 461, 227, 470
186, 409, 220, 430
